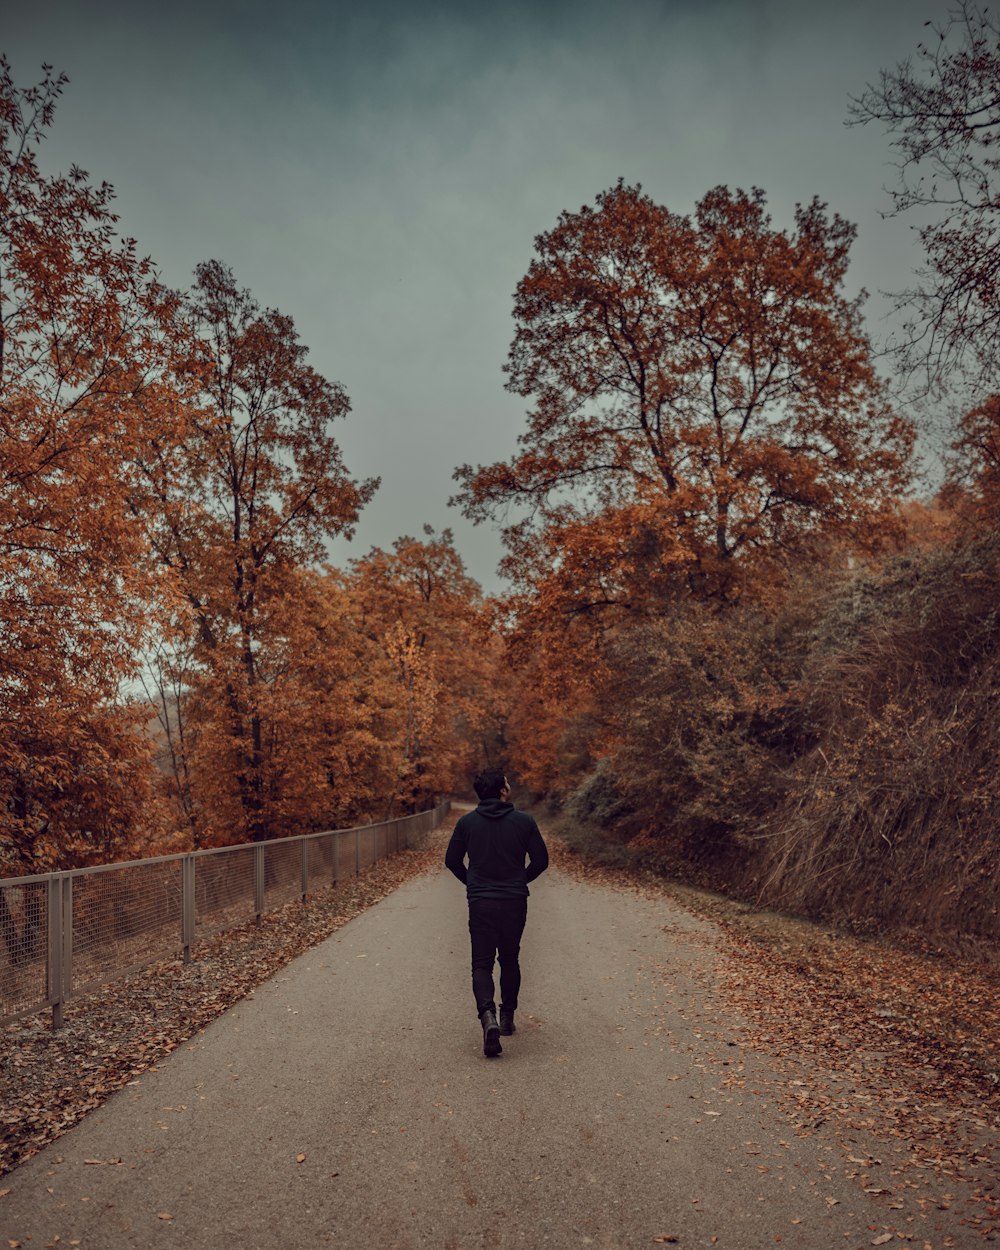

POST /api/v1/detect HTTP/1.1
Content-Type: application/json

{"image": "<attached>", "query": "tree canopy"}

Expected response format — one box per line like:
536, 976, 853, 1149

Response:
454, 181, 913, 607
0, 58, 188, 866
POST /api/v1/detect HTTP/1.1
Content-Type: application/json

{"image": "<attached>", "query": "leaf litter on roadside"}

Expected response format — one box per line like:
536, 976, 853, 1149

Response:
549, 834, 999, 1241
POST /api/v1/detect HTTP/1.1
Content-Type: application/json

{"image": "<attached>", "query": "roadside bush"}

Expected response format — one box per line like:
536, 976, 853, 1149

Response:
599, 585, 828, 859
553, 537, 999, 951
753, 537, 1000, 946
563, 758, 634, 831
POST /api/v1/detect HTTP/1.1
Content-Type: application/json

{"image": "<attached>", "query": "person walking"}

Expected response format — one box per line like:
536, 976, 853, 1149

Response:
445, 767, 549, 1057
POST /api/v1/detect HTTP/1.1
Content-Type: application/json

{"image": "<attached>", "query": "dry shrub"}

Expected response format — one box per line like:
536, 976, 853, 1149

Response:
592, 585, 828, 870
753, 537, 1000, 947
560, 539, 998, 950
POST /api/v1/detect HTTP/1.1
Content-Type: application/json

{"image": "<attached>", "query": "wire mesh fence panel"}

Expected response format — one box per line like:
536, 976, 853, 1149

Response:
263, 839, 300, 910
193, 846, 256, 939
70, 860, 183, 994
0, 881, 49, 1020
360, 826, 376, 873
1, 801, 450, 1026
324, 834, 338, 884
332, 830, 342, 882
405, 810, 432, 849
306, 836, 334, 894
336, 830, 355, 880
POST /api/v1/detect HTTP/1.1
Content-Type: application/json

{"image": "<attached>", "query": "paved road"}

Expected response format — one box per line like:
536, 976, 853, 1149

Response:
0, 861, 984, 1248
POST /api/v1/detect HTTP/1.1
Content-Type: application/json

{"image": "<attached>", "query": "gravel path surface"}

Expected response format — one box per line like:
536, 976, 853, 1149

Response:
0, 860, 990, 1249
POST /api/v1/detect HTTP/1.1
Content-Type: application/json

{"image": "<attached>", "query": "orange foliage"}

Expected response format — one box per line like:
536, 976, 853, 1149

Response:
0, 63, 501, 869
163, 568, 406, 844
345, 528, 503, 807
0, 60, 189, 870
455, 181, 914, 613
138, 260, 379, 845
942, 392, 1000, 525
456, 181, 914, 800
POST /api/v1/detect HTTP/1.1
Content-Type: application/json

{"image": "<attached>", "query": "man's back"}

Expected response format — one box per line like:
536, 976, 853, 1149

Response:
445, 798, 548, 899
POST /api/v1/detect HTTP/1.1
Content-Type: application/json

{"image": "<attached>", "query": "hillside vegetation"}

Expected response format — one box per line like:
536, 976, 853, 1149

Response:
549, 531, 999, 953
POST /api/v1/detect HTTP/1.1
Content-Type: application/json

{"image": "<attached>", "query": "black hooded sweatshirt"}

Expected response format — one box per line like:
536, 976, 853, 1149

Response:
444, 799, 549, 900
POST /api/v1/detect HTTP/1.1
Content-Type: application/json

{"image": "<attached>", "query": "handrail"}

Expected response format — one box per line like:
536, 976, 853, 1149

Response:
0, 809, 448, 888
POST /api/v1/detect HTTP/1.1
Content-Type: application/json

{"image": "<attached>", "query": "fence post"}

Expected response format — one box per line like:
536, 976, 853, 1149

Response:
62, 876, 72, 1012
355, 827, 360, 876
47, 876, 64, 1031
182, 856, 195, 964
254, 844, 265, 926
332, 832, 338, 888
49, 876, 73, 1029
300, 840, 309, 904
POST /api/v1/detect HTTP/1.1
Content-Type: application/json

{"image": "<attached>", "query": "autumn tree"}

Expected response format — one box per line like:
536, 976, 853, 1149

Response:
163, 566, 408, 841
265, 569, 410, 830
500, 640, 605, 801
452, 182, 914, 807
137, 260, 378, 844
941, 392, 1000, 523
850, 1, 1000, 390
345, 527, 502, 808
454, 182, 913, 612
0, 59, 188, 870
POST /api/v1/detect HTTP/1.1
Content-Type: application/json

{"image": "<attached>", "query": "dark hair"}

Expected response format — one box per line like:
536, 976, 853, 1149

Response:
473, 767, 508, 801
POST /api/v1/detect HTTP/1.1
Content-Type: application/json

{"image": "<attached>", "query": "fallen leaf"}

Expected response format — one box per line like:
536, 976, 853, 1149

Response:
157, 1213, 174, 1221
296, 1153, 306, 1163
872, 1237, 893, 1247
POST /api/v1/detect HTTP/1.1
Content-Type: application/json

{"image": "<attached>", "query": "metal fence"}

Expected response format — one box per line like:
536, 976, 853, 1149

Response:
0, 801, 449, 1029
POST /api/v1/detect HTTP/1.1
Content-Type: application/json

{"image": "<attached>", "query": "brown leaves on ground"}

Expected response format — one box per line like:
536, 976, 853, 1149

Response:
0, 836, 445, 1178
550, 835, 999, 1239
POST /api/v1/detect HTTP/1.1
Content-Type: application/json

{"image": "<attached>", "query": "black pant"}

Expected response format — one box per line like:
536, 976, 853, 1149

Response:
467, 897, 528, 1019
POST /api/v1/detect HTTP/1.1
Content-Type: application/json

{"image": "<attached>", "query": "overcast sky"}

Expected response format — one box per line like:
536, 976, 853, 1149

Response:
4, 0, 953, 591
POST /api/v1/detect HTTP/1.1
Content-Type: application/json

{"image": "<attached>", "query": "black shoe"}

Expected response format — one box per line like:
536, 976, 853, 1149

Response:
481, 1009, 502, 1057
499, 1008, 515, 1036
